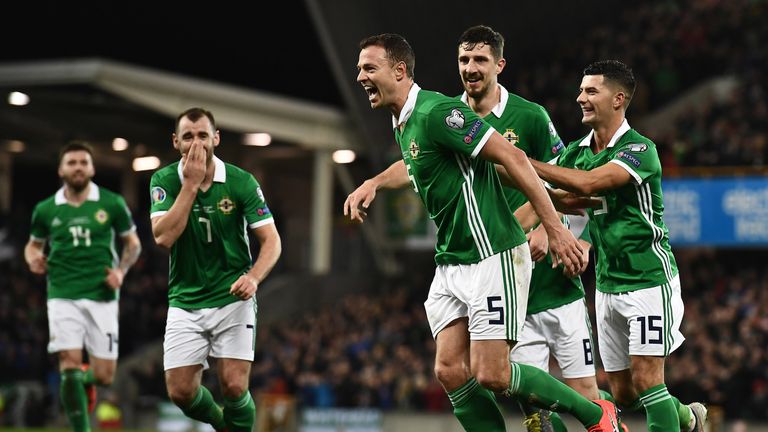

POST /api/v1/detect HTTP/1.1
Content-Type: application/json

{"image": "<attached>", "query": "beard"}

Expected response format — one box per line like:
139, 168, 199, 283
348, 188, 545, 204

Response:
63, 173, 91, 192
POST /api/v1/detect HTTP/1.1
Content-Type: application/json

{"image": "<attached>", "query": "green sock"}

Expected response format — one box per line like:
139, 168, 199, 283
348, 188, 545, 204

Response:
448, 377, 506, 432
223, 389, 256, 432
598, 389, 614, 403
81, 367, 96, 386
550, 412, 567, 432
180, 386, 226, 430
60, 368, 90, 432
639, 384, 678, 432
508, 363, 602, 427
671, 396, 693, 431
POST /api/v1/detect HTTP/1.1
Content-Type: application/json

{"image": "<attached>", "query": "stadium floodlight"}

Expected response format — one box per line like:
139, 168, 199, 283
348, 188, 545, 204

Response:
244, 133, 272, 146
8, 91, 30, 106
332, 150, 356, 164
112, 137, 129, 151
132, 156, 161, 171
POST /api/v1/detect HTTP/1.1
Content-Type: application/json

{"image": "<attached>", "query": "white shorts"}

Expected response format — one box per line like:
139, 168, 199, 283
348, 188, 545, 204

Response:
47, 298, 119, 360
510, 298, 596, 379
164, 299, 258, 370
425, 244, 531, 341
596, 274, 685, 372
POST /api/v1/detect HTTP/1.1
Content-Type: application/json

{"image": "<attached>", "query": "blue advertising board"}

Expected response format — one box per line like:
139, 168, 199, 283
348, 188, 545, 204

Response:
663, 177, 768, 246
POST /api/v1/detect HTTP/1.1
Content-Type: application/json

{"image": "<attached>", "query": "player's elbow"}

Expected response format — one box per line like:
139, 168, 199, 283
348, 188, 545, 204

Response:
152, 232, 174, 250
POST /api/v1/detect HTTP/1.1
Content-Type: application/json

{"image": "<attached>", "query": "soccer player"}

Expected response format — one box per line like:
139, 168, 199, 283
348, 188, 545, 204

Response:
455, 25, 617, 432
25, 142, 142, 432
150, 107, 282, 432
345, 33, 619, 432
528, 60, 707, 432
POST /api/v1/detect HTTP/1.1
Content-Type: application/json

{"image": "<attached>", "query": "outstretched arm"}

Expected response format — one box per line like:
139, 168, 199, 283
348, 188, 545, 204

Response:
479, 132, 583, 276
529, 158, 631, 195
343, 160, 410, 223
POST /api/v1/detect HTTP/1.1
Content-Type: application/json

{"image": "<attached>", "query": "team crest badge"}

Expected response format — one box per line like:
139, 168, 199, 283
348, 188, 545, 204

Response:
409, 139, 420, 159
95, 209, 108, 224
151, 186, 166, 204
218, 197, 236, 214
503, 129, 519, 144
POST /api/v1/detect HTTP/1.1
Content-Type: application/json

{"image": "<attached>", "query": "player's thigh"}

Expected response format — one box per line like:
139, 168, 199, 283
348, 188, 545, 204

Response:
434, 318, 471, 390
163, 307, 212, 370
217, 358, 253, 398
547, 299, 597, 379
82, 299, 120, 360
210, 299, 258, 362
464, 245, 531, 342
510, 314, 550, 371
469, 339, 511, 390
621, 275, 685, 358
165, 364, 204, 401
595, 291, 631, 372
47, 299, 87, 354
424, 266, 467, 339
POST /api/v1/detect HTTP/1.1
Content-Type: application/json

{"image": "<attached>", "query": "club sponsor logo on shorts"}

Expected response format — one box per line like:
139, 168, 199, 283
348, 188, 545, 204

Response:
503, 128, 519, 145
617, 151, 641, 168
626, 143, 648, 152
151, 186, 166, 204
463, 120, 483, 144
218, 197, 236, 214
409, 138, 420, 159
445, 108, 465, 129
94, 209, 109, 224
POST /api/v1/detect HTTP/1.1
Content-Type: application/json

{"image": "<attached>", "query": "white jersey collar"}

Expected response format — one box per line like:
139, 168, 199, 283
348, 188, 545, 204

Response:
55, 182, 99, 205
578, 118, 631, 148
460, 83, 509, 118
392, 83, 422, 129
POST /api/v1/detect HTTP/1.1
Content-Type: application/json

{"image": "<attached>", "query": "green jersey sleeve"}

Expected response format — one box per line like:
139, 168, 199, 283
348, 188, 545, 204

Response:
112, 194, 136, 235
241, 175, 274, 227
427, 101, 494, 159
611, 142, 660, 184
533, 106, 565, 163
29, 202, 49, 240
149, 170, 177, 216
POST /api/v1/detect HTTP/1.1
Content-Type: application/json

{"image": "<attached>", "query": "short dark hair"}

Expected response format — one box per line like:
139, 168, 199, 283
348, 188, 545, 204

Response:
359, 33, 416, 79
176, 107, 216, 133
59, 141, 94, 165
584, 60, 636, 103
458, 25, 504, 60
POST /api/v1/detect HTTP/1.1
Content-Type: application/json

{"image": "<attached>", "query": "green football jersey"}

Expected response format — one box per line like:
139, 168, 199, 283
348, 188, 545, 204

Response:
29, 184, 136, 301
149, 156, 274, 309
397, 84, 526, 265
556, 120, 678, 293
461, 85, 585, 313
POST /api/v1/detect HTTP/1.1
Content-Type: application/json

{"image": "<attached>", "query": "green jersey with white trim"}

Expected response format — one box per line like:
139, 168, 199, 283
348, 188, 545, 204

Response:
556, 122, 678, 293
29, 184, 136, 301
398, 85, 525, 265
149, 156, 274, 308
462, 86, 585, 313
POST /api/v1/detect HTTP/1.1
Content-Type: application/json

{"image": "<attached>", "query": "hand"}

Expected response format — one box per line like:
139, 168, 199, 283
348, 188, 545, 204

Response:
546, 225, 584, 278
548, 188, 602, 215
28, 254, 47, 275
104, 267, 124, 290
230, 274, 258, 300
578, 241, 591, 274
343, 179, 377, 223
526, 226, 548, 262
181, 141, 206, 188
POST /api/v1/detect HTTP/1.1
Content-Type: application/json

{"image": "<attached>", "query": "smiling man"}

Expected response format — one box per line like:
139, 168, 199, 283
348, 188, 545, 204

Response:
345, 33, 620, 432
529, 60, 707, 432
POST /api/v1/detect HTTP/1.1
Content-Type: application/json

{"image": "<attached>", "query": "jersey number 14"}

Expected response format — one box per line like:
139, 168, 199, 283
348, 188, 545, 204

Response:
69, 226, 92, 247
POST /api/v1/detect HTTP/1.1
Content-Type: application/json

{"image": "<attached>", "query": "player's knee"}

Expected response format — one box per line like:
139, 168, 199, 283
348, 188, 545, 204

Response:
167, 384, 198, 407
95, 372, 114, 386
474, 370, 507, 393
434, 362, 467, 389
221, 381, 248, 400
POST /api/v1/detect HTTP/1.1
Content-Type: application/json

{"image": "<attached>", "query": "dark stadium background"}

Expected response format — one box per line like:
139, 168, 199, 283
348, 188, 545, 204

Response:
1, 1, 766, 430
